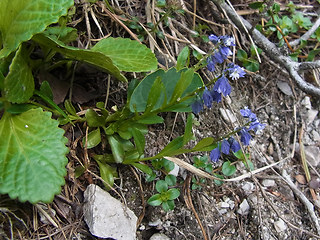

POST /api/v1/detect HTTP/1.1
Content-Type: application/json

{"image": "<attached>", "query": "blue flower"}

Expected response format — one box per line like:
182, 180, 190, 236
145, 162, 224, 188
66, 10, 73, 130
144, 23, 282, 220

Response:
209, 34, 220, 44
191, 97, 203, 114
248, 120, 266, 133
212, 49, 226, 64
219, 46, 232, 60
221, 139, 230, 154
203, 87, 213, 108
239, 128, 252, 146
211, 90, 222, 103
227, 64, 246, 80
220, 35, 235, 46
213, 75, 232, 96
207, 56, 216, 72
229, 137, 241, 152
240, 107, 257, 121
210, 146, 221, 163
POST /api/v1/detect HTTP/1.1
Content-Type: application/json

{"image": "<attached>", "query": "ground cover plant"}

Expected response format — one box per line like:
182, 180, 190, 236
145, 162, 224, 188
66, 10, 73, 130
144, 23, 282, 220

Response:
1, 0, 320, 239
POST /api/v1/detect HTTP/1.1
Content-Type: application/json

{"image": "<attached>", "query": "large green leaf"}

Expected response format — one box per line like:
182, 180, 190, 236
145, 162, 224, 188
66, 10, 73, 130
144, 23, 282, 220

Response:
0, 0, 74, 58
129, 68, 203, 113
91, 37, 158, 72
32, 34, 127, 82
4, 45, 34, 103
0, 108, 68, 203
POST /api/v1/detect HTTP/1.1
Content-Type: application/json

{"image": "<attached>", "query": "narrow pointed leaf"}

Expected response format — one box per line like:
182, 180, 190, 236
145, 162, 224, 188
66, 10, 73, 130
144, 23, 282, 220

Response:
130, 128, 145, 156
4, 45, 34, 103
91, 37, 157, 72
131, 162, 153, 175
83, 128, 101, 149
192, 137, 215, 151
170, 68, 194, 103
157, 136, 184, 157
183, 113, 194, 145
0, 108, 68, 203
107, 135, 125, 163
137, 115, 164, 124
96, 161, 115, 190
145, 76, 164, 112
176, 46, 190, 71
0, 0, 74, 58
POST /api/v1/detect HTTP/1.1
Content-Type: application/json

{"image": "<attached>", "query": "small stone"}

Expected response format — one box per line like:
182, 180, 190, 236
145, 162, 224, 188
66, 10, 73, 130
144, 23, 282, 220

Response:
219, 202, 230, 208
242, 182, 255, 193
218, 209, 228, 215
237, 199, 250, 215
295, 144, 320, 167
307, 109, 318, 125
168, 163, 179, 177
301, 96, 312, 110
83, 184, 137, 239
295, 175, 307, 184
219, 108, 237, 123
150, 233, 171, 240
311, 130, 320, 142
261, 179, 276, 187
277, 81, 293, 96
228, 200, 235, 210
148, 219, 162, 227
274, 219, 287, 232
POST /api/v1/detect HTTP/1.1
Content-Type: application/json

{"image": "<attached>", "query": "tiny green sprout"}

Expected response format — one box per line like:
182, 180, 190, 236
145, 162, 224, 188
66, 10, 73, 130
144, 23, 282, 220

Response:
147, 175, 180, 211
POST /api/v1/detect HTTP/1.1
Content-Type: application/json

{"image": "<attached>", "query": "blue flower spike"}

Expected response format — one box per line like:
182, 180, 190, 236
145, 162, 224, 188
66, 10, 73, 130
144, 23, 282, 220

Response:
213, 75, 232, 97
210, 146, 221, 163
203, 87, 213, 108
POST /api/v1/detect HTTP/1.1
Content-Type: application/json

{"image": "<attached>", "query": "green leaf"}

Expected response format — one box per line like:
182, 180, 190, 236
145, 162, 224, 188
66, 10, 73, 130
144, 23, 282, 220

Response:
162, 200, 175, 211
64, 99, 77, 116
170, 68, 194, 104
244, 159, 255, 171
165, 175, 176, 186
131, 162, 153, 175
4, 45, 34, 103
176, 46, 190, 71
183, 113, 194, 145
237, 49, 248, 62
213, 174, 224, 186
167, 188, 180, 200
91, 37, 158, 72
307, 49, 320, 61
145, 76, 164, 112
96, 161, 115, 190
130, 128, 145, 156
244, 60, 260, 72
248, 2, 264, 9
156, 180, 168, 193
147, 194, 162, 206
40, 81, 53, 100
85, 109, 105, 127
43, 26, 78, 44
32, 34, 127, 82
0, 108, 68, 203
6, 104, 34, 114
192, 137, 215, 151
107, 135, 125, 163
157, 136, 184, 157
130, 68, 203, 112
0, 0, 74, 58
221, 161, 236, 177
83, 128, 101, 149
136, 115, 164, 124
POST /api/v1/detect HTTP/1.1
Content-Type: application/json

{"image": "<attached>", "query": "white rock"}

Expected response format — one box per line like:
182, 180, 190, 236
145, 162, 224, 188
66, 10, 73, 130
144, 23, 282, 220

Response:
219, 202, 230, 208
261, 179, 276, 187
274, 219, 287, 232
237, 199, 250, 215
301, 96, 312, 110
242, 182, 255, 193
311, 130, 320, 142
83, 184, 138, 239
168, 163, 179, 177
148, 219, 162, 227
277, 81, 293, 96
307, 109, 318, 125
219, 108, 237, 123
150, 233, 170, 240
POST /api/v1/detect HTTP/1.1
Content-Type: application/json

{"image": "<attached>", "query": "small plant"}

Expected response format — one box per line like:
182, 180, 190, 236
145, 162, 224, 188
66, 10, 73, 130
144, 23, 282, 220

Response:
237, 45, 262, 72
147, 175, 180, 211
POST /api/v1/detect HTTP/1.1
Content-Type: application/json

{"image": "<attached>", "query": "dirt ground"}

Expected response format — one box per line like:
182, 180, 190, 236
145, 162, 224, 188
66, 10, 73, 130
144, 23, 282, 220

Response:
1, 0, 320, 239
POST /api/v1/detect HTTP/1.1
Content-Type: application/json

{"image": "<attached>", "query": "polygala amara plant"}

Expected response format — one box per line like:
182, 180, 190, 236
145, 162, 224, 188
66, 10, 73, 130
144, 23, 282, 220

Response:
0, 0, 265, 212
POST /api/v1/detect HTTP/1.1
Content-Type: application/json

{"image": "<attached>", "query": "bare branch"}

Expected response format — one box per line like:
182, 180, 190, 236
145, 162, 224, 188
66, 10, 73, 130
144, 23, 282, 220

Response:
211, 0, 320, 97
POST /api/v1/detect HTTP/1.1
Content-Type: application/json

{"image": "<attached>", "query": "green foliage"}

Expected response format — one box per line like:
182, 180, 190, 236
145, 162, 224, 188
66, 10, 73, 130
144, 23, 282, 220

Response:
237, 47, 262, 72
129, 67, 203, 112
0, 0, 74, 58
0, 108, 68, 203
147, 175, 180, 211
221, 161, 236, 176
